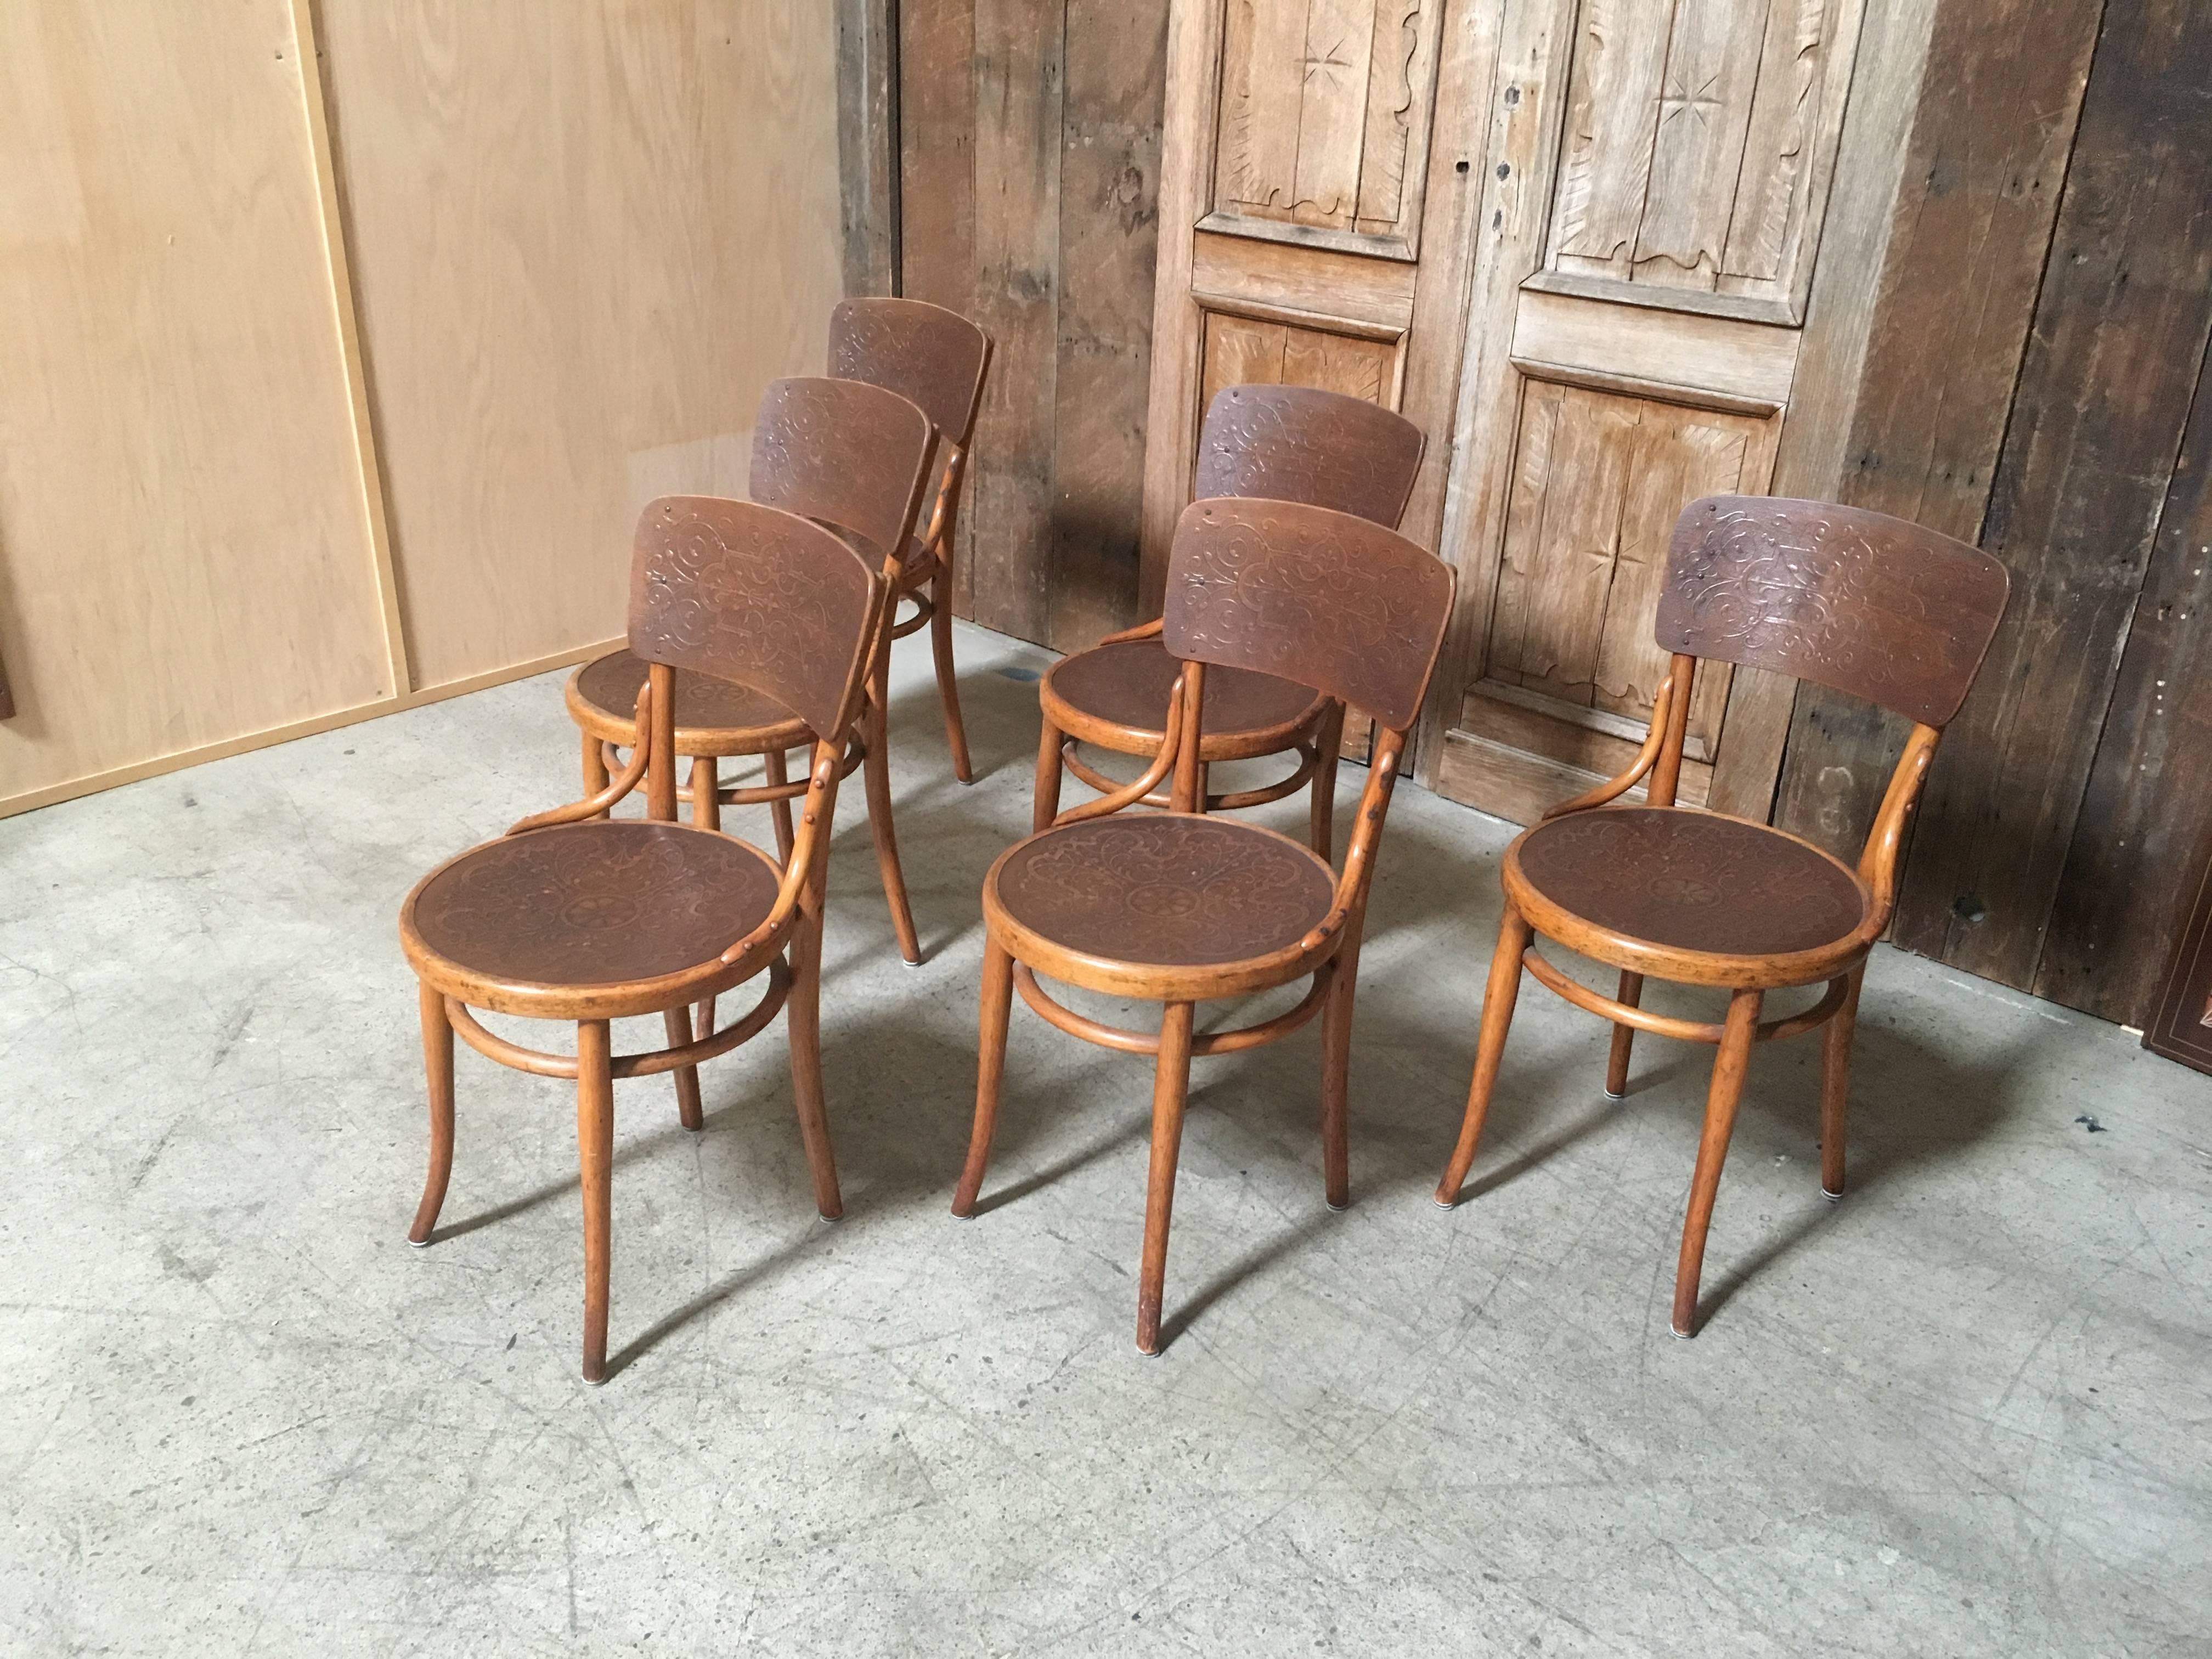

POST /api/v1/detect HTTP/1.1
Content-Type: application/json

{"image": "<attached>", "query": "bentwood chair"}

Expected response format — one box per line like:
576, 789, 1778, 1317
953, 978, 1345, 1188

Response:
567, 376, 940, 962
1033, 386, 1424, 856
827, 298, 994, 787
955, 498, 1456, 1355
402, 495, 895, 1383
1434, 495, 2011, 1338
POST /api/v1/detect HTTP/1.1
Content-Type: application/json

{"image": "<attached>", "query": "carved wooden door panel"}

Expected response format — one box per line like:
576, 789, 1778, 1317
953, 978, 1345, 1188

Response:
1419, 0, 1874, 823
1141, 0, 1494, 758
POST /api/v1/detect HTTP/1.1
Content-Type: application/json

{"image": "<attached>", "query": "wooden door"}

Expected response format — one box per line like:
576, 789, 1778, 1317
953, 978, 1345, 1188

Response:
1419, 0, 1878, 822
1140, 0, 1496, 646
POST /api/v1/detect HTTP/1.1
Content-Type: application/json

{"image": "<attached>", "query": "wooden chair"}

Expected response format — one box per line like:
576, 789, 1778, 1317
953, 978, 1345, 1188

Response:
566, 375, 940, 962
828, 297, 994, 786
1032, 385, 1424, 856
955, 497, 1457, 1355
401, 490, 902, 1384
1434, 495, 2011, 1338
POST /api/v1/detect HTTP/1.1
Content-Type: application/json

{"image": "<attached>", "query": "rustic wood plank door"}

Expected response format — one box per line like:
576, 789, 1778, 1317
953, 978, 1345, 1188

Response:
1139, 0, 1499, 676
1418, 0, 1878, 822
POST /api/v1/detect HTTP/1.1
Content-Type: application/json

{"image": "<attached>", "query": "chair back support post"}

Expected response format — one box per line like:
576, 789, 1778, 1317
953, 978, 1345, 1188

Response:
1169, 662, 1207, 812
646, 661, 679, 821
1647, 652, 1696, 809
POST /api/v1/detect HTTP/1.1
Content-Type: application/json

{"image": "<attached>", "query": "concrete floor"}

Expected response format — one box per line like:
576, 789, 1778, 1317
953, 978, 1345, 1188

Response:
2, 620, 2207, 1657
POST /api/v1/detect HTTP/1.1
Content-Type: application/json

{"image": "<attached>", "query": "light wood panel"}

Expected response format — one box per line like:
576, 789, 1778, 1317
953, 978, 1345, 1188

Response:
0, 0, 390, 801
317, 0, 843, 691
1536, 0, 1867, 322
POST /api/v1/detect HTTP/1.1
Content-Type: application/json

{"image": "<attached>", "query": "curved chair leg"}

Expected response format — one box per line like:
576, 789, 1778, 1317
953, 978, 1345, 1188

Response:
1672, 987, 1762, 1338
862, 677, 924, 965
952, 939, 1016, 1217
1435, 904, 1534, 1205
1032, 716, 1065, 833
1136, 1002, 1197, 1356
581, 730, 611, 819
577, 1019, 614, 1384
408, 983, 455, 1245
785, 904, 844, 1221
1318, 926, 1363, 1211
930, 567, 974, 783
763, 746, 796, 865
1309, 702, 1346, 860
1606, 972, 1645, 1098
1820, 967, 1865, 1199
663, 1003, 703, 1131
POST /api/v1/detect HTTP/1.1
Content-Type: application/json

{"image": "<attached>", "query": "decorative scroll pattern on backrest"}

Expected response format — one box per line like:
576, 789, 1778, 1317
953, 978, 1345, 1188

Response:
747, 377, 936, 565
1162, 498, 1454, 733
1194, 385, 1425, 528
1656, 495, 2010, 728
827, 298, 992, 445
628, 496, 882, 741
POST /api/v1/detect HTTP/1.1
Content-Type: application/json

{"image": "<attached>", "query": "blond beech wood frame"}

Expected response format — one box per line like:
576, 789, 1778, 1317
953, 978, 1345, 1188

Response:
957, 500, 1455, 1357
402, 518, 889, 1383
1434, 651, 1946, 1338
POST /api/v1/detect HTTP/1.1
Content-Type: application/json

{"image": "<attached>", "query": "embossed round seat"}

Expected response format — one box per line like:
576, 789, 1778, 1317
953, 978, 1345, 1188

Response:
988, 815, 1335, 975
1509, 808, 1869, 967
1040, 636, 1325, 758
568, 650, 811, 755
406, 820, 782, 1002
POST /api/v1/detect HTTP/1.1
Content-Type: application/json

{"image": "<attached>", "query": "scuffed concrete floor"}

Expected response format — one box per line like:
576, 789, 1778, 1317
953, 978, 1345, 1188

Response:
2, 619, 2208, 1657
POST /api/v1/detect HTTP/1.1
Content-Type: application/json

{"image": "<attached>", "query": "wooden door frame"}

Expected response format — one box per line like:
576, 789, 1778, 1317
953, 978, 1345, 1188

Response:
1139, 0, 1506, 624
837, 0, 901, 298
1415, 0, 1945, 821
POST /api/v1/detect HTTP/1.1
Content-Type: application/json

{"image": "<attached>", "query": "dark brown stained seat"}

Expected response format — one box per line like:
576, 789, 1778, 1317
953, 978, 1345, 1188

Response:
1513, 809, 1867, 960
572, 651, 805, 747
960, 498, 1458, 1357
1043, 638, 1322, 741
992, 816, 1335, 968
1436, 493, 2013, 1345
410, 822, 782, 990
1034, 384, 1426, 855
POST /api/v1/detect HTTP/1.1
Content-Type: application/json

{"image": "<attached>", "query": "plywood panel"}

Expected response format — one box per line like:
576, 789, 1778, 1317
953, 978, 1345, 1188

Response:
0, 0, 388, 800
318, 0, 841, 690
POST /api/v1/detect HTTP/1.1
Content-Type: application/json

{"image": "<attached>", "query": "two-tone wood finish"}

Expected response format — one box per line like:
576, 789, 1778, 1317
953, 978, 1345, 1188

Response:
1035, 385, 1424, 856
959, 497, 1455, 1355
1435, 495, 2010, 1337
402, 498, 889, 1383
566, 371, 941, 962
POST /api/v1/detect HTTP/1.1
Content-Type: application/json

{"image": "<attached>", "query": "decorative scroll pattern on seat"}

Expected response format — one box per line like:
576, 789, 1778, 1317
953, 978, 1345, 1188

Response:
1163, 498, 1454, 732
994, 816, 1334, 967
628, 496, 880, 740
410, 822, 780, 988
1656, 495, 2011, 727
1516, 807, 1866, 957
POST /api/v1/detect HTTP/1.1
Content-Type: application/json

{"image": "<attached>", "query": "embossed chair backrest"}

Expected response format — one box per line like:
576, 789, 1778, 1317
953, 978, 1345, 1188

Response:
827, 298, 992, 448
748, 377, 938, 565
1161, 498, 1455, 735
1193, 386, 1425, 529
1657, 496, 2011, 728
628, 496, 884, 742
